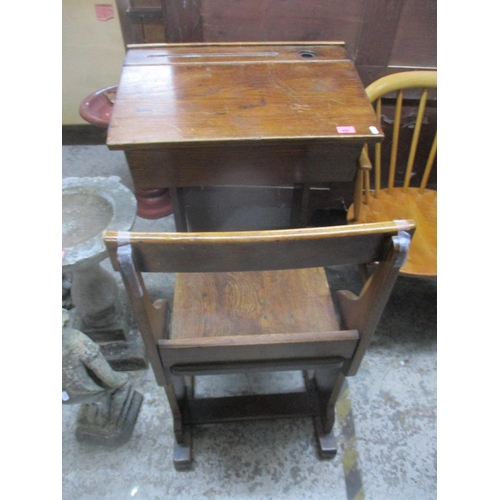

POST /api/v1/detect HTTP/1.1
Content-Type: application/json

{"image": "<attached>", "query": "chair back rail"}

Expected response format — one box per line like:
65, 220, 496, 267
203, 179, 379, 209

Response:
104, 220, 415, 274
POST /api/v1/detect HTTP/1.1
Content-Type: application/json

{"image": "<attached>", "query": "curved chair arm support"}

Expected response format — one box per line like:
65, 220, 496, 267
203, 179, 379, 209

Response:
334, 229, 413, 376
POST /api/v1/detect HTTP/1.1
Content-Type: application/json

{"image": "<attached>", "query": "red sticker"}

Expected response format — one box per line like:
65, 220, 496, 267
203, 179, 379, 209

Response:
337, 126, 356, 133
95, 4, 114, 21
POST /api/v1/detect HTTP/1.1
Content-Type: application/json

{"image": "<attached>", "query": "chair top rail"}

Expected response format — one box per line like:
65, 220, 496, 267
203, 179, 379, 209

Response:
365, 70, 437, 103
104, 220, 415, 273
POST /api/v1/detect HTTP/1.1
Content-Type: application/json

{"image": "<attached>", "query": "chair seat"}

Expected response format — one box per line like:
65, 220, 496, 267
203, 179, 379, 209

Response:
347, 187, 436, 277
170, 268, 340, 340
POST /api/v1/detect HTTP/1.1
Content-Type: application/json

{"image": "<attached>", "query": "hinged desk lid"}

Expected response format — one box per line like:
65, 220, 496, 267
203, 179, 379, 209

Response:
107, 42, 383, 150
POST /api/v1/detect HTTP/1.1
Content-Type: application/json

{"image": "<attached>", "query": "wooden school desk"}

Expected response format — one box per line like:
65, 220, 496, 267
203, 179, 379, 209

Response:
107, 42, 383, 231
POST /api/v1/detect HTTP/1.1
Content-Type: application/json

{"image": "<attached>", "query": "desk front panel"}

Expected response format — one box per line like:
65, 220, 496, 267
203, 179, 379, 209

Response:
125, 139, 365, 189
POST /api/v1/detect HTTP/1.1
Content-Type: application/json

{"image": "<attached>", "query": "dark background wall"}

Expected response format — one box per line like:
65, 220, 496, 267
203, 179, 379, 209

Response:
117, 0, 436, 87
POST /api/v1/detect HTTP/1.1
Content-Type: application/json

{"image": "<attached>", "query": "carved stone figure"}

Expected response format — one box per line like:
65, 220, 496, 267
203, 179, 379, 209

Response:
62, 309, 143, 448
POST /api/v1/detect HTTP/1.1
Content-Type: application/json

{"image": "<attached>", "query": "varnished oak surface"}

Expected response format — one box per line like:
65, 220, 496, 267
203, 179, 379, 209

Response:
170, 268, 339, 339
348, 188, 436, 277
107, 43, 383, 149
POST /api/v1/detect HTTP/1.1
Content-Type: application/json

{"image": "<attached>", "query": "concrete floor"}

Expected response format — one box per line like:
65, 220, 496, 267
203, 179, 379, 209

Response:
62, 145, 437, 500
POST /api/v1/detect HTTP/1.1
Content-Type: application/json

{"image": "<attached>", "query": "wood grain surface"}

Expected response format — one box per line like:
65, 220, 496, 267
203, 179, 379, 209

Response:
107, 43, 383, 149
170, 268, 339, 339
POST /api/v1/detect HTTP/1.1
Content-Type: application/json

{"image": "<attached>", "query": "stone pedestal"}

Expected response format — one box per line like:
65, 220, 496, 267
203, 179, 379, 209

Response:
71, 263, 123, 335
69, 264, 147, 371
62, 176, 147, 371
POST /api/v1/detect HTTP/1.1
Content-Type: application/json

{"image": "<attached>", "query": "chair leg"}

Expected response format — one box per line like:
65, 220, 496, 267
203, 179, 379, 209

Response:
164, 377, 189, 445
166, 376, 194, 470
173, 426, 193, 471
304, 366, 344, 459
185, 376, 195, 398
313, 416, 337, 459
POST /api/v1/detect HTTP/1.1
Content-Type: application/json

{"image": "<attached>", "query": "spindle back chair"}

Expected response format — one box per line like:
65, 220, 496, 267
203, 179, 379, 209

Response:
348, 71, 437, 278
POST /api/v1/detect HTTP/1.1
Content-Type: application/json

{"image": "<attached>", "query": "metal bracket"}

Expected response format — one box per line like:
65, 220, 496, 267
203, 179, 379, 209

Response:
117, 244, 143, 298
393, 231, 412, 268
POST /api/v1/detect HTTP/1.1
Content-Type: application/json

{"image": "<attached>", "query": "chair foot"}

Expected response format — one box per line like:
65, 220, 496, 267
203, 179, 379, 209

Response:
173, 427, 193, 471
313, 417, 337, 459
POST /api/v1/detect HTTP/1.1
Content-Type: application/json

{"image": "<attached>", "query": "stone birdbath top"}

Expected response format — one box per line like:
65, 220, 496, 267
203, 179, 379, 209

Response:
62, 176, 137, 271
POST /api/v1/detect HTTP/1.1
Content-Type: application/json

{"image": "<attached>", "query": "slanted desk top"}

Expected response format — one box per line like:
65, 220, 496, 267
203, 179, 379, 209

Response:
107, 42, 383, 149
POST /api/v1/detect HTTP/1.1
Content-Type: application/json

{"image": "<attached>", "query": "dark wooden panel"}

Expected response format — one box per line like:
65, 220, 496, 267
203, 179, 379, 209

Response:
389, 0, 437, 68
142, 20, 167, 43
355, 0, 403, 68
124, 141, 364, 188
131, 0, 162, 7
161, 0, 203, 43
116, 0, 165, 45
183, 392, 321, 424
199, 0, 365, 59
354, 0, 404, 86
176, 185, 351, 231
116, 0, 138, 47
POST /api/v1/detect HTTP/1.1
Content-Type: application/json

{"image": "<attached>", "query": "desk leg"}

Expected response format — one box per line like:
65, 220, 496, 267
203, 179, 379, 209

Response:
134, 188, 173, 219
170, 188, 188, 232
290, 184, 311, 227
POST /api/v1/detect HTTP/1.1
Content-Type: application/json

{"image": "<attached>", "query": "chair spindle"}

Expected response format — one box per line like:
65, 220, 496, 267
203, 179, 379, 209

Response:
419, 133, 437, 193
403, 88, 428, 193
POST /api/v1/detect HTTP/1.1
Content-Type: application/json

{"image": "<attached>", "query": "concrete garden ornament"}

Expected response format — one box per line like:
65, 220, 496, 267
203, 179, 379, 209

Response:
62, 309, 143, 448
62, 176, 146, 370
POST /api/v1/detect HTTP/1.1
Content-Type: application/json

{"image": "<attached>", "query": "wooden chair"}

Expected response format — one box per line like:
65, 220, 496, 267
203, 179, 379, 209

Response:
103, 220, 414, 469
348, 71, 437, 278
